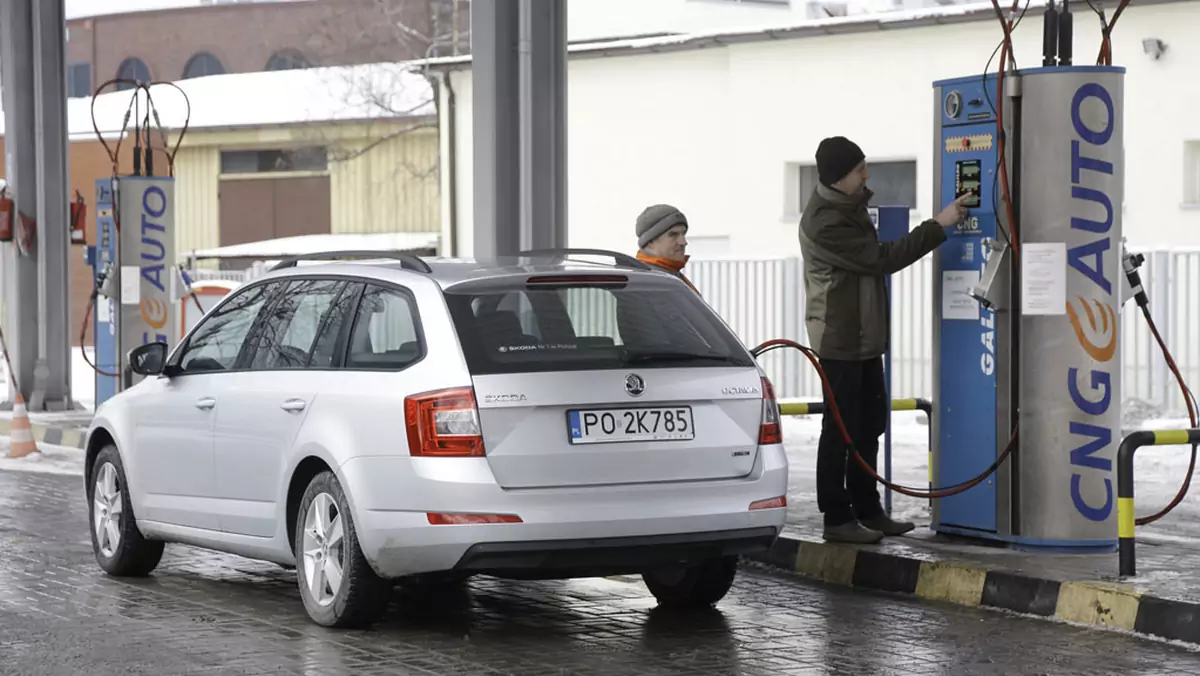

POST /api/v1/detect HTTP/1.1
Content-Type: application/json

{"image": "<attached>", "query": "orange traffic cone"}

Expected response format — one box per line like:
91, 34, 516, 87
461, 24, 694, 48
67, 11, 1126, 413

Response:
6, 392, 39, 459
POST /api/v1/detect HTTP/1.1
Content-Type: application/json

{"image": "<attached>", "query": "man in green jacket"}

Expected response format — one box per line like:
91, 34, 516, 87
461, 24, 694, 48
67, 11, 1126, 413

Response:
799, 136, 972, 544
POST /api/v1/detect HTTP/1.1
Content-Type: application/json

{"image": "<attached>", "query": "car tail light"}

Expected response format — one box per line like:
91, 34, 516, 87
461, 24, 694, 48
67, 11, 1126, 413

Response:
749, 496, 787, 511
758, 376, 783, 445
404, 387, 485, 457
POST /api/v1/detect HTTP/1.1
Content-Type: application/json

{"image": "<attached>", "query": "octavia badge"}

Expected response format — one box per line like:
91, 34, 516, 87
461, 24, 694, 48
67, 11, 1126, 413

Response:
624, 373, 645, 397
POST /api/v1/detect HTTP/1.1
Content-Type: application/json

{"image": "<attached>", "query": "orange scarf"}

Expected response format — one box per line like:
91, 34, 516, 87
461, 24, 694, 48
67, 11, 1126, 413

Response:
636, 251, 700, 295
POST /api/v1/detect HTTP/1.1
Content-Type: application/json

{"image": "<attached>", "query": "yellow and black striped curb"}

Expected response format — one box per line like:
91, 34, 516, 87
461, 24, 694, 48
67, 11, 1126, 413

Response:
746, 534, 1200, 646
0, 417, 87, 450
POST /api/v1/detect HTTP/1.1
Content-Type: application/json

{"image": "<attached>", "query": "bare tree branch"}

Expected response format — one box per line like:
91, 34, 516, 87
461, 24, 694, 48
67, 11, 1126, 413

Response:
325, 121, 438, 164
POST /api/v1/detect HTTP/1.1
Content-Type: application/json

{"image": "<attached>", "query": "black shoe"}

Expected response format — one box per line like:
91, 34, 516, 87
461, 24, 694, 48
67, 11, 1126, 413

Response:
860, 514, 915, 536
822, 521, 884, 544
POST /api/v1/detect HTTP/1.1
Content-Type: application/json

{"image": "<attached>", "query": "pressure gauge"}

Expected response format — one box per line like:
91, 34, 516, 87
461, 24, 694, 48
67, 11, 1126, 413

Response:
944, 90, 963, 119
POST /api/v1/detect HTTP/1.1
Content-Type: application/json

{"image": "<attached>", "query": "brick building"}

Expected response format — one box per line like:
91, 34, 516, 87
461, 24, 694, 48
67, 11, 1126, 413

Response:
65, 0, 469, 98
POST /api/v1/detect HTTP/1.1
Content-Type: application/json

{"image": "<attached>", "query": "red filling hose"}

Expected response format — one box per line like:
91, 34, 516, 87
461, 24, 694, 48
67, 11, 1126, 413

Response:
751, 338, 1018, 500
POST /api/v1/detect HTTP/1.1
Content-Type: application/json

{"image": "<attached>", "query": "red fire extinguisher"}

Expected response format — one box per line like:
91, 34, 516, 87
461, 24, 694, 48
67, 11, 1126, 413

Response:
70, 190, 87, 246
0, 188, 13, 243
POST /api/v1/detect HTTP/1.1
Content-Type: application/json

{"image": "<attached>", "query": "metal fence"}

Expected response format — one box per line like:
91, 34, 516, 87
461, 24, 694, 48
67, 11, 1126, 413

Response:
188, 247, 1200, 414
688, 248, 1200, 414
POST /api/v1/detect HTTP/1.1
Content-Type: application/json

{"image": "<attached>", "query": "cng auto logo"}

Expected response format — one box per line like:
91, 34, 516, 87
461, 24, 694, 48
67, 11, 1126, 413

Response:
1064, 78, 1119, 523
140, 297, 169, 334
1066, 297, 1117, 363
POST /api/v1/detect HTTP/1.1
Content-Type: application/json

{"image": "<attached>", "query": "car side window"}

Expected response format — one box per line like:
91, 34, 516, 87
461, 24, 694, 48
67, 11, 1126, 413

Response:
345, 285, 422, 371
309, 282, 365, 368
248, 279, 346, 370
175, 282, 278, 374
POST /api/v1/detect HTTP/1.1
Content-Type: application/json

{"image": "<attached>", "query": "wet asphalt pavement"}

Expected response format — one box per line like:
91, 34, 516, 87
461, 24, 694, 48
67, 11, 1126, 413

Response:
2, 469, 1200, 675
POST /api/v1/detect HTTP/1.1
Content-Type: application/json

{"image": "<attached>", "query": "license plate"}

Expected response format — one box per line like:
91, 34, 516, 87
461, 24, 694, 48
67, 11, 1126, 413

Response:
567, 406, 695, 444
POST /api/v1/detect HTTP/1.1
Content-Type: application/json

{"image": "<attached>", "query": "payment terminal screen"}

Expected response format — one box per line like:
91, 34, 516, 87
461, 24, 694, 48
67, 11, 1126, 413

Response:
955, 159, 982, 208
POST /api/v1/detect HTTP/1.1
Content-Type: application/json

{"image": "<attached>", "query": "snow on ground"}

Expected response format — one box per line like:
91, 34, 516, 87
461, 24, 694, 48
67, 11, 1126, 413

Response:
782, 409, 936, 527
0, 437, 86, 477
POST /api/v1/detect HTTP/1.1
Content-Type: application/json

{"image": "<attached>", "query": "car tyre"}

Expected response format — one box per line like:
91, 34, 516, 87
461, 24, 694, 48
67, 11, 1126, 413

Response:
295, 470, 391, 629
88, 444, 165, 577
642, 556, 738, 608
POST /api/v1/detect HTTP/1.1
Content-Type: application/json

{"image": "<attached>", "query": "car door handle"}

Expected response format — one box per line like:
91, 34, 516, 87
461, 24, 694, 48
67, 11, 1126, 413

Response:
280, 399, 307, 413
195, 397, 216, 410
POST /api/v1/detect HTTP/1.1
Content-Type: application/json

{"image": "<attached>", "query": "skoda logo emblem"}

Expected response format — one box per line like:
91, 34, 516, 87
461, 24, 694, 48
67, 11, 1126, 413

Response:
624, 373, 645, 397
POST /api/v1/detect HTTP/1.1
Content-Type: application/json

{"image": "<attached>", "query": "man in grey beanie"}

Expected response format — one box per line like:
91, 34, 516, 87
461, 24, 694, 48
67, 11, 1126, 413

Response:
799, 136, 972, 544
634, 203, 699, 294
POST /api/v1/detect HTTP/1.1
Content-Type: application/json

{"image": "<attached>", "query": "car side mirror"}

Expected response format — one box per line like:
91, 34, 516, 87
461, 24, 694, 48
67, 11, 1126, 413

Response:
129, 342, 168, 377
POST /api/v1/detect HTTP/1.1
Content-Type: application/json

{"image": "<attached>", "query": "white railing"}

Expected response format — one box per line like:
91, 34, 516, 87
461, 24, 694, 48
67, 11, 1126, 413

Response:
689, 248, 1200, 415
186, 247, 1200, 414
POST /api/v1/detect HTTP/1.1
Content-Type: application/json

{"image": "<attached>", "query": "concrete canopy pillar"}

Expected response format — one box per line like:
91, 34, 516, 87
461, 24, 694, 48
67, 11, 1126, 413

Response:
471, 0, 568, 259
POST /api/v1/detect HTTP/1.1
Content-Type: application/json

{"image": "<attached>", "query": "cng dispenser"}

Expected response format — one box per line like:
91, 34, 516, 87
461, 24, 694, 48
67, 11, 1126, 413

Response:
84, 78, 195, 408
929, 2, 1149, 550
87, 175, 187, 407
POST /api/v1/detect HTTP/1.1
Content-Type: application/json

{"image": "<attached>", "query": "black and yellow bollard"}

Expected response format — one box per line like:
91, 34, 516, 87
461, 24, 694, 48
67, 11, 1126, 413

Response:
1117, 428, 1200, 577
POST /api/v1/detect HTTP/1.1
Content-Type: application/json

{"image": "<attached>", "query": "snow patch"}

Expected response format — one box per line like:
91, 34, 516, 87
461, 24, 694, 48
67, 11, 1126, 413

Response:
0, 438, 85, 477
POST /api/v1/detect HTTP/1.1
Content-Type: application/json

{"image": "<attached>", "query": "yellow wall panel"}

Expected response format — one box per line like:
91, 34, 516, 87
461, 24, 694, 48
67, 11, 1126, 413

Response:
329, 127, 440, 235
172, 145, 221, 258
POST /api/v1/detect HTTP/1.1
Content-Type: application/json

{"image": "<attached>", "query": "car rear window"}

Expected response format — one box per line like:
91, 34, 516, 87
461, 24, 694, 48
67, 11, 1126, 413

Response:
443, 276, 755, 375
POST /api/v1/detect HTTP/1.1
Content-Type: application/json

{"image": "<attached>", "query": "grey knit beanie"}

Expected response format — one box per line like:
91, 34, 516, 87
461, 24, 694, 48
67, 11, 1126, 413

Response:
636, 204, 688, 249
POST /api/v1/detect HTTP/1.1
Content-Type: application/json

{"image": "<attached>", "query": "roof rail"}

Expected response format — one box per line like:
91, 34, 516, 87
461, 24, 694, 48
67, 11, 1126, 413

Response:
269, 250, 433, 273
515, 247, 653, 271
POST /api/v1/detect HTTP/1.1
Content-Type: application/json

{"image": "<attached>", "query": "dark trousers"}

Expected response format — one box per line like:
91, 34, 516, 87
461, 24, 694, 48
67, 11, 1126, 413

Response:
816, 356, 889, 527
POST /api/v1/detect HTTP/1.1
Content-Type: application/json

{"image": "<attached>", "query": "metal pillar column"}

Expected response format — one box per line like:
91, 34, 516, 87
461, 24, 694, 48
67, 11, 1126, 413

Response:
31, 0, 73, 411
0, 0, 41, 408
519, 0, 568, 250
471, 0, 522, 259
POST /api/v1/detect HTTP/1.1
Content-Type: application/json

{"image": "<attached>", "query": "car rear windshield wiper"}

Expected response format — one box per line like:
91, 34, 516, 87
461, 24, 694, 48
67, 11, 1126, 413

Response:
624, 350, 738, 364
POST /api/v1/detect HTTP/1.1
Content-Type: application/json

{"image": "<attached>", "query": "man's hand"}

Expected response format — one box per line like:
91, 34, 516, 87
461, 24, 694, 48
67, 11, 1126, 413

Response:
935, 193, 973, 228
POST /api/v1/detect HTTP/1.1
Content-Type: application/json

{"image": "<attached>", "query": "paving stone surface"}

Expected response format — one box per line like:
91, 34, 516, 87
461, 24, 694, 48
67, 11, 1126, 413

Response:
2, 469, 1200, 675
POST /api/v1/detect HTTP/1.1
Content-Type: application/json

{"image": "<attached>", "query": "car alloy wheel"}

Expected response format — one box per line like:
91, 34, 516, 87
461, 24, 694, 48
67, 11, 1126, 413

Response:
87, 444, 164, 577
301, 492, 346, 607
93, 462, 124, 558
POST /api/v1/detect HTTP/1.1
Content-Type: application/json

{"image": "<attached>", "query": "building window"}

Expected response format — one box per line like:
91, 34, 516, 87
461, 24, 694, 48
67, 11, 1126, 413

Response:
1185, 141, 1200, 206
115, 57, 151, 90
794, 160, 917, 212
220, 147, 329, 174
183, 52, 225, 79
67, 62, 91, 98
265, 49, 310, 71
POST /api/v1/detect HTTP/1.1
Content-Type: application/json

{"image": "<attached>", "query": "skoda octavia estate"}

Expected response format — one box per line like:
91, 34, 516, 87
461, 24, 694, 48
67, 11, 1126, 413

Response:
84, 249, 789, 628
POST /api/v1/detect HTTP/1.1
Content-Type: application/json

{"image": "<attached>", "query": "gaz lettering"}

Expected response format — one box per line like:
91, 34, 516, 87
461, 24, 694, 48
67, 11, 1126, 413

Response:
979, 249, 995, 376
140, 186, 169, 346
1065, 81, 1117, 522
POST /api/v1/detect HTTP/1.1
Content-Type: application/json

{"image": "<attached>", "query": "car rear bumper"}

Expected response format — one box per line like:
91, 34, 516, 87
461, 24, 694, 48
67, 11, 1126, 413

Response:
341, 444, 789, 579
451, 527, 779, 578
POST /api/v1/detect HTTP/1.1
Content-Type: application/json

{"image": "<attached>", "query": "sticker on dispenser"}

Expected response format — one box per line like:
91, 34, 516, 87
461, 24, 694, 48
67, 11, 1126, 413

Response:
1021, 242, 1067, 316
942, 270, 980, 321
121, 266, 141, 305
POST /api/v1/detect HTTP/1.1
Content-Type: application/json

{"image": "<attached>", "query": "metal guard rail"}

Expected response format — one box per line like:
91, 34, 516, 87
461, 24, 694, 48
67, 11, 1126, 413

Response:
1118, 427, 1200, 577
777, 398, 934, 508
778, 398, 932, 417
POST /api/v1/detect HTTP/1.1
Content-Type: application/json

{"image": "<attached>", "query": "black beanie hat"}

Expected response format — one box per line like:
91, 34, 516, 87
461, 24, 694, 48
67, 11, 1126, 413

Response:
815, 136, 866, 187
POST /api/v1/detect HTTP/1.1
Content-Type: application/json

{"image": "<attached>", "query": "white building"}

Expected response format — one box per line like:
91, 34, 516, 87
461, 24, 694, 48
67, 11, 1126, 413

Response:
430, 0, 1200, 257
563, 0, 971, 41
